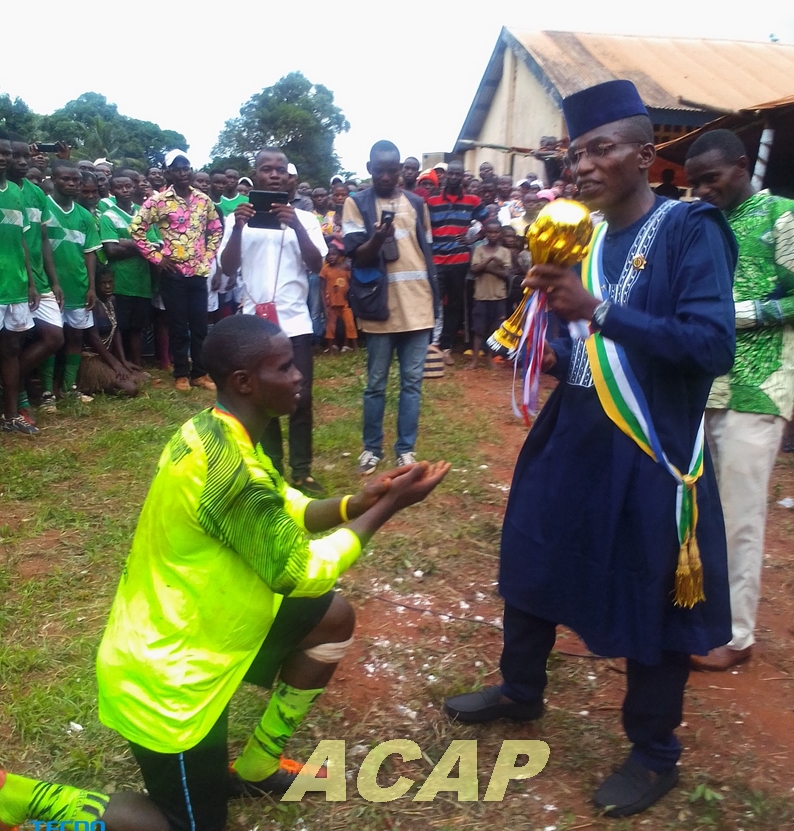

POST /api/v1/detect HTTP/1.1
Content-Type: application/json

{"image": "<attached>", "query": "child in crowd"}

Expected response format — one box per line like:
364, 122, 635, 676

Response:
319, 246, 357, 353
77, 264, 145, 397
467, 219, 510, 370
46, 160, 102, 400
100, 172, 153, 366
500, 225, 532, 313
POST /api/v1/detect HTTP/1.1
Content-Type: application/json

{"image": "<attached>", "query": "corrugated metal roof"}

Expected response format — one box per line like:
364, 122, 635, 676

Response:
509, 30, 794, 112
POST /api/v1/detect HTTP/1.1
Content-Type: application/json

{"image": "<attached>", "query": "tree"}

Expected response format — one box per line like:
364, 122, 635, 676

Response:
0, 92, 39, 138
37, 92, 188, 167
212, 72, 349, 186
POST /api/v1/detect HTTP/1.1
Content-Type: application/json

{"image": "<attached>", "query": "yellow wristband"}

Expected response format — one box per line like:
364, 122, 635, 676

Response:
339, 494, 352, 523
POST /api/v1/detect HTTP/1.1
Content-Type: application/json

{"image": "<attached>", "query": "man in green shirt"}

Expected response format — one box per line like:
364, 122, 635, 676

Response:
686, 129, 794, 670
101, 172, 152, 366
0, 132, 38, 434
0, 314, 449, 831
7, 135, 65, 419
45, 160, 101, 400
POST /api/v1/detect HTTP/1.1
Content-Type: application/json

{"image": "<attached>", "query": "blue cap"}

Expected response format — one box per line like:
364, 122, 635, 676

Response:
562, 80, 648, 141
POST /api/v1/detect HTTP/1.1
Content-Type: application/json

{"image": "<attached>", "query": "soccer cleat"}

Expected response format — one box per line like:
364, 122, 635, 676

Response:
1, 416, 39, 436
355, 450, 381, 475
0, 771, 20, 831
228, 758, 327, 798
39, 392, 57, 414
17, 408, 36, 426
66, 386, 93, 403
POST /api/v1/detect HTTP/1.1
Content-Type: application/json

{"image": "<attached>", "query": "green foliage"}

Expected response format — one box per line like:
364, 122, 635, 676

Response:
689, 783, 724, 804
212, 71, 349, 185
201, 154, 253, 177
0, 91, 38, 137
32, 92, 188, 168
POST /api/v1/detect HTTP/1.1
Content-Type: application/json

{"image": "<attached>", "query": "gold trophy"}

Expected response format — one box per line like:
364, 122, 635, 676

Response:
488, 199, 593, 357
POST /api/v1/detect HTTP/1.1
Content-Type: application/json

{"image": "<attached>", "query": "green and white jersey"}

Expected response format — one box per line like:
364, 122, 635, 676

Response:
99, 195, 116, 212
100, 203, 151, 298
0, 181, 31, 305
220, 192, 249, 216
18, 179, 51, 293
96, 407, 361, 752
45, 196, 102, 309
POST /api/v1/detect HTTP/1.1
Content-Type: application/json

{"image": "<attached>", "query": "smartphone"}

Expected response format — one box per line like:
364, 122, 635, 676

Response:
380, 210, 395, 226
35, 142, 59, 153
248, 190, 289, 229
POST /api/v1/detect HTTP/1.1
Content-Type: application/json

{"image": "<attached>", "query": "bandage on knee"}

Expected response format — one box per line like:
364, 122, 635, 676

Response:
303, 636, 354, 663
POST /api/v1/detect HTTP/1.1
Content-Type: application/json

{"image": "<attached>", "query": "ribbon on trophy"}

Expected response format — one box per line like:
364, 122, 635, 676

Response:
582, 217, 706, 608
487, 199, 593, 424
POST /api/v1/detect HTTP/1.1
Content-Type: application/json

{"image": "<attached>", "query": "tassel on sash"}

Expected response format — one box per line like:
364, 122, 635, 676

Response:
582, 209, 705, 608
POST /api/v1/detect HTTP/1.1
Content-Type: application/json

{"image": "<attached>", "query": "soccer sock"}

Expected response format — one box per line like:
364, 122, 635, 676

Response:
17, 391, 29, 410
63, 354, 81, 390
40, 357, 56, 394
233, 681, 324, 781
0, 770, 109, 829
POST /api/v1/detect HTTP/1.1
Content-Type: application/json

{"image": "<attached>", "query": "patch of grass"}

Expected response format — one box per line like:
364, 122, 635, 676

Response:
1, 364, 792, 831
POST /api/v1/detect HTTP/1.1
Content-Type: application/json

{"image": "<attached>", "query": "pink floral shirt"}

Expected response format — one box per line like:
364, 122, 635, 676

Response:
130, 186, 222, 277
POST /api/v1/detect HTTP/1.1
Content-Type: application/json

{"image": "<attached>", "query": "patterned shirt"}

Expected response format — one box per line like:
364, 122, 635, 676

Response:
707, 190, 794, 418
427, 190, 487, 267
96, 407, 361, 752
129, 185, 222, 277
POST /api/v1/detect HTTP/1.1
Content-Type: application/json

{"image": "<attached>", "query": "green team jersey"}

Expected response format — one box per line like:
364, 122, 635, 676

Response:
220, 192, 249, 216
0, 181, 31, 305
99, 195, 116, 212
45, 196, 102, 310
100, 204, 151, 298
96, 407, 361, 752
18, 178, 51, 293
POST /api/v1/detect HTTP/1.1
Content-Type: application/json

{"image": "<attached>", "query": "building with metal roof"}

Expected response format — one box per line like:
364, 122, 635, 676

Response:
454, 28, 794, 184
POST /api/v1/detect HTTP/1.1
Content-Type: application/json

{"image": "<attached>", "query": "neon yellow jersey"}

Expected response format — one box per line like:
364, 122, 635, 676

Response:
96, 407, 361, 753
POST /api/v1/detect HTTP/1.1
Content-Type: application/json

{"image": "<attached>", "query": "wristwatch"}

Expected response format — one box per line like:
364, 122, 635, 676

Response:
591, 300, 612, 330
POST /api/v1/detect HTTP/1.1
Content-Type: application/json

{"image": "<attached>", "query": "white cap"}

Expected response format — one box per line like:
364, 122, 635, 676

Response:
330, 174, 344, 185
287, 163, 298, 176
433, 161, 449, 171
164, 149, 191, 168
94, 157, 112, 168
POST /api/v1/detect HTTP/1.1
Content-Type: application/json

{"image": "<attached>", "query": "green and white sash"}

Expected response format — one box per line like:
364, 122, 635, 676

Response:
581, 202, 706, 608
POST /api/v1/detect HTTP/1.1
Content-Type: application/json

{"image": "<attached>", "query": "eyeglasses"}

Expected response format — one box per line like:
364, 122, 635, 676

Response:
562, 141, 643, 169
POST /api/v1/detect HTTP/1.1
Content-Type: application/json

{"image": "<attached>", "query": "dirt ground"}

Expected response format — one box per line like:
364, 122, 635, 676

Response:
327, 365, 794, 826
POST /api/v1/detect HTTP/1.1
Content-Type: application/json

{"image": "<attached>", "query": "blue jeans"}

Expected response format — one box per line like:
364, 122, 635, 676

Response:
307, 273, 326, 344
363, 329, 431, 458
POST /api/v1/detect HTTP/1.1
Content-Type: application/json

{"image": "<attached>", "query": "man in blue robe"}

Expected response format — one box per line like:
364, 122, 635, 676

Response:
445, 80, 737, 817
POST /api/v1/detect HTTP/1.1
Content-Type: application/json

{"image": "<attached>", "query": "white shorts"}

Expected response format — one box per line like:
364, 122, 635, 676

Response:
62, 308, 94, 329
0, 302, 34, 333
31, 291, 64, 328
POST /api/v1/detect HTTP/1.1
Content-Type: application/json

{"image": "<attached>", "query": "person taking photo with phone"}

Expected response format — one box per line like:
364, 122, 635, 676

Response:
219, 146, 327, 496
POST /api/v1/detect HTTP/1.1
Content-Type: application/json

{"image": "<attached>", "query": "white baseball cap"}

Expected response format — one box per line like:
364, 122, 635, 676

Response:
164, 149, 191, 168
287, 163, 298, 176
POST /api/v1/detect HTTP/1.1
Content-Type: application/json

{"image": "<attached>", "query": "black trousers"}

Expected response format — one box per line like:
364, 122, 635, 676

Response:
499, 604, 689, 772
160, 271, 208, 380
438, 263, 472, 351
260, 333, 313, 479
130, 593, 334, 831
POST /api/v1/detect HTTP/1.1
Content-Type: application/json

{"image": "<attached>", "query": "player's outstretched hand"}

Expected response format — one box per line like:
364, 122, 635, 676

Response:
348, 463, 417, 516
384, 461, 451, 512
